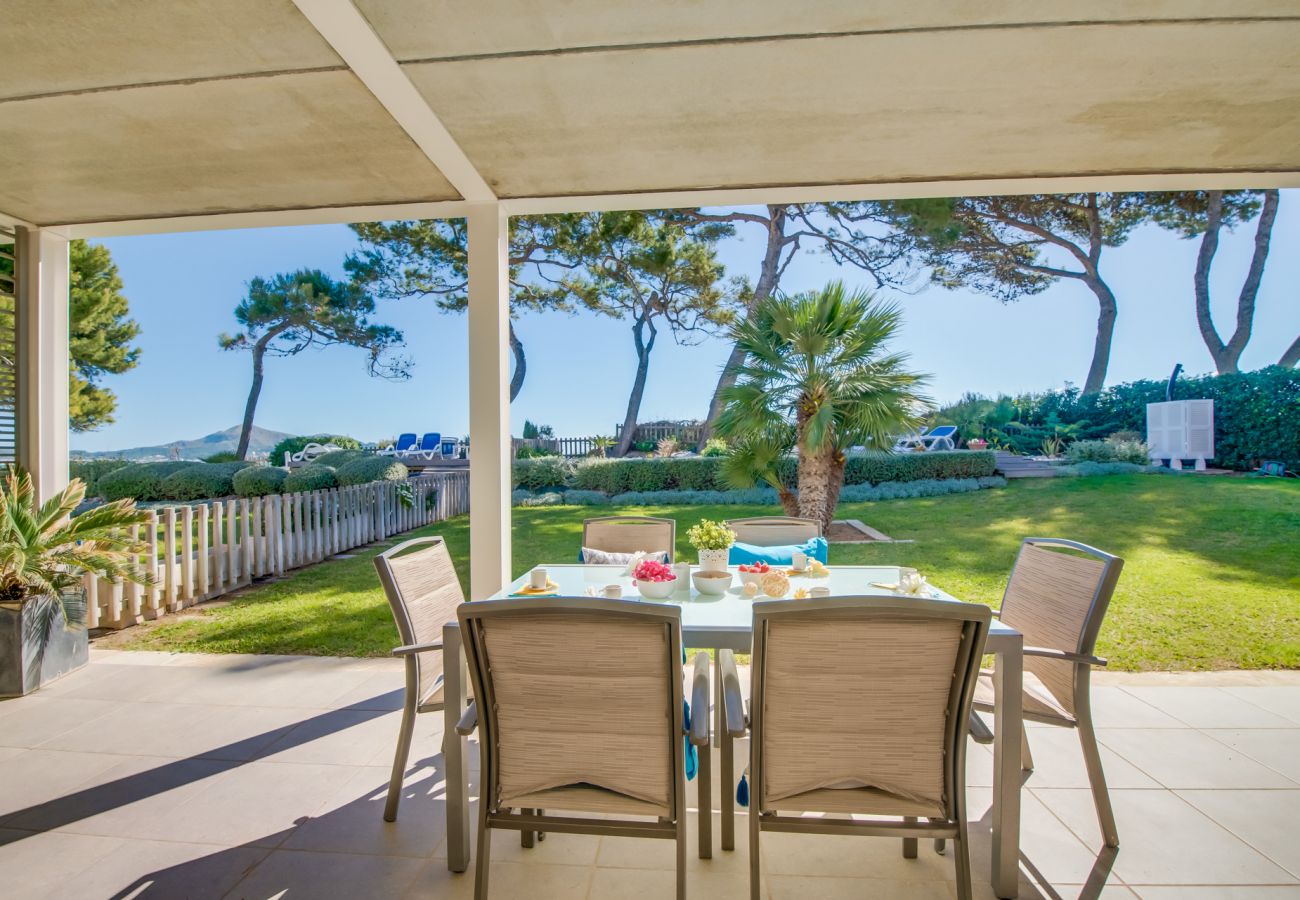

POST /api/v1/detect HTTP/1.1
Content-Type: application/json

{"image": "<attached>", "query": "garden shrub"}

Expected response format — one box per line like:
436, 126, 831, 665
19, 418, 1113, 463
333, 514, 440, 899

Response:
1066, 440, 1150, 465
270, 434, 361, 465
71, 458, 130, 498
699, 438, 728, 457
232, 466, 288, 497
1055, 462, 1170, 478
312, 449, 367, 468
283, 465, 339, 492
201, 451, 241, 463
610, 487, 781, 506
513, 456, 574, 490
841, 450, 997, 484
160, 461, 252, 501
837, 476, 1005, 502
337, 456, 409, 486
97, 461, 201, 501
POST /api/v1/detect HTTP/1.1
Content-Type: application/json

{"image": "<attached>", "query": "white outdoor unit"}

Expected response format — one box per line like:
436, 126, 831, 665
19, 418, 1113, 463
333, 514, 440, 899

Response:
1146, 399, 1214, 470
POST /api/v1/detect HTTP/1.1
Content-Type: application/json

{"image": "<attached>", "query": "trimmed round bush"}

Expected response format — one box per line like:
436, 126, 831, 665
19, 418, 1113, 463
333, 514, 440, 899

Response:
513, 456, 574, 491
97, 461, 201, 502
312, 449, 368, 468
232, 465, 289, 497
337, 456, 408, 486
270, 434, 361, 465
160, 461, 251, 501
71, 458, 130, 498
284, 465, 339, 492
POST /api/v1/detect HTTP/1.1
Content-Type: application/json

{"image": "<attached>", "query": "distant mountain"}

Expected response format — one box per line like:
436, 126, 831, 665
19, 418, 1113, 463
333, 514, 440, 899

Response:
72, 425, 293, 461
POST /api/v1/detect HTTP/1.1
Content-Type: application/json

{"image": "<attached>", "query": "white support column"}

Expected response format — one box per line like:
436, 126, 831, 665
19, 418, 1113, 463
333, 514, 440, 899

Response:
466, 204, 511, 600
16, 228, 70, 502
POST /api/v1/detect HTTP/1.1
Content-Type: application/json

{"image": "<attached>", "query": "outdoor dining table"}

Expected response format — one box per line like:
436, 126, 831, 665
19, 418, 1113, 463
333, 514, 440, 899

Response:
440, 563, 1025, 899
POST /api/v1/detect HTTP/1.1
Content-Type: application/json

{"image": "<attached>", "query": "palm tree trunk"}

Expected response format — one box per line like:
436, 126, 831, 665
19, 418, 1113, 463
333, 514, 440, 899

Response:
615, 315, 657, 457
700, 207, 787, 443
796, 448, 837, 533
508, 322, 526, 402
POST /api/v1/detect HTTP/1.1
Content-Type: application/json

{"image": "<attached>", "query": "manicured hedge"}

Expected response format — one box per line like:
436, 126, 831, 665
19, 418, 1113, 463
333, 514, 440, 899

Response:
283, 465, 339, 492
510, 476, 1006, 507
513, 456, 574, 491
269, 434, 361, 465
232, 466, 288, 497
337, 457, 409, 487
71, 458, 130, 498
160, 461, 251, 501
311, 449, 368, 468
558, 450, 997, 495
97, 461, 200, 501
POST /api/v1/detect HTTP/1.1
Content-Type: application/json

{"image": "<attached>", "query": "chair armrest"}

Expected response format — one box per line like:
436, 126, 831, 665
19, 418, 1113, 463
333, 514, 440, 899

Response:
688, 652, 710, 748
1023, 645, 1107, 667
718, 650, 748, 738
455, 701, 478, 736
392, 642, 443, 657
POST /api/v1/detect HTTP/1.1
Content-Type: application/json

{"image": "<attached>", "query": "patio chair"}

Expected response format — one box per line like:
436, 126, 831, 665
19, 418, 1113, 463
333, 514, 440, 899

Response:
920, 425, 959, 451
581, 515, 676, 563
456, 597, 711, 900
417, 432, 443, 459
378, 433, 418, 458
892, 431, 924, 452
725, 516, 821, 546
720, 596, 990, 900
372, 536, 466, 822
970, 538, 1124, 848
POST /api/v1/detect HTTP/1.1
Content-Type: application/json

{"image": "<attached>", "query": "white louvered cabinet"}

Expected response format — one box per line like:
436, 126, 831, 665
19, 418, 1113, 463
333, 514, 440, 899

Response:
1146, 400, 1214, 470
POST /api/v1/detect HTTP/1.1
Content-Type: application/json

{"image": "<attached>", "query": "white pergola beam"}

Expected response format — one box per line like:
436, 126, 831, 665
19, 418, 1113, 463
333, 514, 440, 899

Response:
291, 0, 495, 204
465, 203, 512, 600
15, 228, 70, 502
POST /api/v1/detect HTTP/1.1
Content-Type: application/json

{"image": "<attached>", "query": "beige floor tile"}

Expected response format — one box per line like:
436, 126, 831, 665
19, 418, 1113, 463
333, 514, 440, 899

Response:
257, 707, 405, 766
1134, 888, 1300, 899
279, 762, 449, 858
49, 837, 269, 899
768, 874, 952, 899
1087, 688, 1185, 729
1203, 729, 1300, 784
1118, 688, 1296, 729
222, 847, 427, 899
972, 880, 1138, 899
969, 786, 1104, 887
0, 748, 134, 822
328, 669, 408, 711
966, 742, 995, 788
9, 753, 233, 835
407, 859, 591, 899
1098, 729, 1297, 789
587, 866, 681, 900
1033, 788, 1296, 886
0, 828, 123, 898
0, 696, 118, 748
1220, 687, 1300, 726
758, 828, 959, 882
1023, 728, 1160, 789
1176, 790, 1300, 879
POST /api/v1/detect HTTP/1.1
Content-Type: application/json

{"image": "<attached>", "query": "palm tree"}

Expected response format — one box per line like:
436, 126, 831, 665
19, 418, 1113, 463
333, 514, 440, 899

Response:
716, 282, 929, 530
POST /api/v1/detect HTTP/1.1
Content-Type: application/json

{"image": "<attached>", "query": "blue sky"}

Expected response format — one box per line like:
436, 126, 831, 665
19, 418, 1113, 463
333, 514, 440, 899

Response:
75, 195, 1300, 452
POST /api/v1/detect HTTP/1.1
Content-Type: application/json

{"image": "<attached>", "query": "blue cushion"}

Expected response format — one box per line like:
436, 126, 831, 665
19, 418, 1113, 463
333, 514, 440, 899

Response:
728, 536, 828, 566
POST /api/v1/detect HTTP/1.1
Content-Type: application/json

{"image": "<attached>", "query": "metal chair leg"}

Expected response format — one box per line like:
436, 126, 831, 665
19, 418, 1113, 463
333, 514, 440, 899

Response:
1022, 724, 1035, 772
474, 809, 491, 900
383, 695, 417, 822
902, 816, 918, 858
953, 816, 973, 900
1078, 712, 1119, 848
749, 810, 762, 900
521, 809, 535, 848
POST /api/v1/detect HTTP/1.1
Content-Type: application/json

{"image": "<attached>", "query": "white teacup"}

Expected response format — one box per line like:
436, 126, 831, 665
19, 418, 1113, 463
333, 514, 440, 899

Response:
530, 568, 549, 589
791, 550, 808, 572
603, 584, 623, 599
810, 585, 831, 598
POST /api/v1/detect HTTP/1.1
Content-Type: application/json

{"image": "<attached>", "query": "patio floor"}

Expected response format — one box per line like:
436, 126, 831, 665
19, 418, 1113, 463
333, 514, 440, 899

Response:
0, 651, 1296, 899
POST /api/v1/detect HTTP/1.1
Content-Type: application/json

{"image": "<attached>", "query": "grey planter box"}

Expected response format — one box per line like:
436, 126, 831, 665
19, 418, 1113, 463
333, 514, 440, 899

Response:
0, 595, 89, 697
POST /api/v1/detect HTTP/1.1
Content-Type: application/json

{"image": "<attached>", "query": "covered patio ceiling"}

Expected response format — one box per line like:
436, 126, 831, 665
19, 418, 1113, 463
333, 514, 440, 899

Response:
2, 0, 1299, 235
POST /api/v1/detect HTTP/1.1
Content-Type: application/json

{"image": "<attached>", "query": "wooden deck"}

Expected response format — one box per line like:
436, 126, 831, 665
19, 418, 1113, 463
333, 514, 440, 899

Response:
994, 451, 1058, 479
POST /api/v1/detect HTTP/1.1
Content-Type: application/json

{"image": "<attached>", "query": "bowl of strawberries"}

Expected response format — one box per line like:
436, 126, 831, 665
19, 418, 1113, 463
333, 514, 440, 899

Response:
632, 559, 677, 599
737, 560, 772, 587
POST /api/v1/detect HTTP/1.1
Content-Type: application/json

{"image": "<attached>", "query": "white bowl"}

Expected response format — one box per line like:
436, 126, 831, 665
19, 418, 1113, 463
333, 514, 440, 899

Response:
636, 578, 676, 600
692, 570, 733, 595
737, 569, 765, 587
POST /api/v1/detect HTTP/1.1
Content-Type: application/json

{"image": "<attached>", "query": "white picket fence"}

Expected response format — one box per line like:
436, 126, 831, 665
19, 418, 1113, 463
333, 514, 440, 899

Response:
84, 472, 470, 630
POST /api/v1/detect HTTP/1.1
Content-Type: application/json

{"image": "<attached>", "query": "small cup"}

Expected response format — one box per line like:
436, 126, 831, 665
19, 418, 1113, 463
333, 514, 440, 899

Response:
530, 568, 549, 589
791, 550, 808, 572
673, 562, 692, 589
603, 584, 623, 599
810, 585, 831, 598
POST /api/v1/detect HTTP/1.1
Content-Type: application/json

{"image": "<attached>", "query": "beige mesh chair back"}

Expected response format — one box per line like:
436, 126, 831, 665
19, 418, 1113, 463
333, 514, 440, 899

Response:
972, 537, 1124, 847
373, 536, 465, 821
736, 596, 989, 900
458, 597, 705, 900
725, 516, 821, 546
581, 515, 676, 562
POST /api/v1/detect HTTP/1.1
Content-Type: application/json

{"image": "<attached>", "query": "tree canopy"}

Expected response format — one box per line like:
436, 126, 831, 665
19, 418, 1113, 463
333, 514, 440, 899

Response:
67, 240, 143, 431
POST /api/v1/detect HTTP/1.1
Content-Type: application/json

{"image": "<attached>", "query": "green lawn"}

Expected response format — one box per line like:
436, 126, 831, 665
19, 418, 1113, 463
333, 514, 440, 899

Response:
110, 475, 1300, 671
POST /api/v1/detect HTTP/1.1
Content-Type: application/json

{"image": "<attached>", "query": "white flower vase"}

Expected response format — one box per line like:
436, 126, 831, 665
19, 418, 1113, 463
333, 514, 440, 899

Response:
697, 548, 730, 573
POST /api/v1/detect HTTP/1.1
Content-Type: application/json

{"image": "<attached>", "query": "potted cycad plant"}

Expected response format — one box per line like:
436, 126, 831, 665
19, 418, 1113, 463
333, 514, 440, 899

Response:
686, 519, 736, 573
0, 467, 153, 697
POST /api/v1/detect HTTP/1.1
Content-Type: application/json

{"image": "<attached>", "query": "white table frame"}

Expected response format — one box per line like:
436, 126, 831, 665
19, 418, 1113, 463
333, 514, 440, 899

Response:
441, 564, 1023, 899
